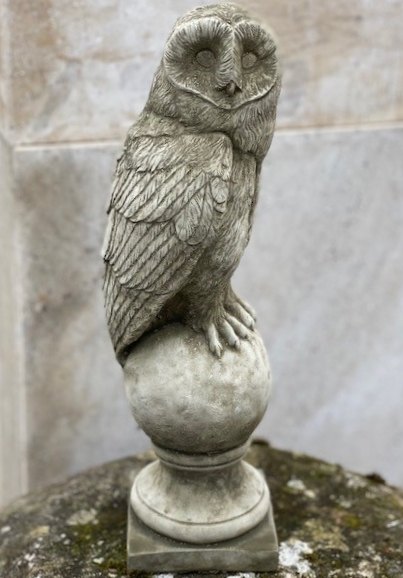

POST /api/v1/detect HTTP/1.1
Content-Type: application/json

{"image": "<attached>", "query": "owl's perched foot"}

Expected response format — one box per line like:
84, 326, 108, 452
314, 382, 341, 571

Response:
210, 313, 247, 356
225, 290, 257, 331
192, 299, 256, 357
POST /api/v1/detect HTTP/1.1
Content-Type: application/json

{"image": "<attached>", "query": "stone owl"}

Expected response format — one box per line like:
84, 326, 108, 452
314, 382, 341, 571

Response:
102, 3, 281, 366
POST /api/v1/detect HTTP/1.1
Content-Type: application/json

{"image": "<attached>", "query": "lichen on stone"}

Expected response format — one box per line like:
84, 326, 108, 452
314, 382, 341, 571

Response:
0, 440, 402, 577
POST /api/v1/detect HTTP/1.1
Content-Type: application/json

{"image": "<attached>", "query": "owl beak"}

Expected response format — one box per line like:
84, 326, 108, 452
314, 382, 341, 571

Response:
225, 80, 242, 97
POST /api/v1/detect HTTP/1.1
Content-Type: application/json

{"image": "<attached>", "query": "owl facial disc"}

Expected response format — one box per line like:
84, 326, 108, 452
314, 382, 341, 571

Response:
163, 11, 279, 110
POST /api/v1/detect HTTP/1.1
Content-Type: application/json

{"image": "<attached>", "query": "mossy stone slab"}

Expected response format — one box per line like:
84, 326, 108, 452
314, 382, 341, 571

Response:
0, 440, 402, 577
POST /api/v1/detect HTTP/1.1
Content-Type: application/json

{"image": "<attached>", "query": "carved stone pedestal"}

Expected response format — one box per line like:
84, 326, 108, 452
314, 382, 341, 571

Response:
131, 442, 270, 543
124, 323, 278, 572
127, 498, 278, 573
2, 440, 403, 577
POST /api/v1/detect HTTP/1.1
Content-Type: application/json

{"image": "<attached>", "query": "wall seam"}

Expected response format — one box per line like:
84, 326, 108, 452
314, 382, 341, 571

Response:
0, 0, 11, 141
13, 144, 29, 498
10, 120, 403, 152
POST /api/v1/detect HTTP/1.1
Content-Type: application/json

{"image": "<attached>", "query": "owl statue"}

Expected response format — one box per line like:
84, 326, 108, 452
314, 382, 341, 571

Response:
102, 3, 281, 366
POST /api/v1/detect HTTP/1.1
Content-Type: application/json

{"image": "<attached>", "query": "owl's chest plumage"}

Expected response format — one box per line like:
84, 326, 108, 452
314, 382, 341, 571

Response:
186, 148, 257, 294
213, 150, 256, 264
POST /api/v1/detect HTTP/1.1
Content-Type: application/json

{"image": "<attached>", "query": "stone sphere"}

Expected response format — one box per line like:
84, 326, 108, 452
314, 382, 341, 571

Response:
124, 323, 271, 454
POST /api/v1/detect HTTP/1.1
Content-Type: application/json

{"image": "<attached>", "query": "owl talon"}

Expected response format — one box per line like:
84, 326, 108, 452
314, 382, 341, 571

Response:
240, 309, 255, 330
240, 300, 257, 322
219, 318, 241, 350
206, 323, 223, 357
225, 312, 250, 339
225, 301, 256, 331
192, 301, 254, 355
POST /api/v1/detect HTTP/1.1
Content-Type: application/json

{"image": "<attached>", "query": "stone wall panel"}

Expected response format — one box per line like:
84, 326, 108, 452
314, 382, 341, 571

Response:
2, 0, 402, 144
6, 127, 403, 493
13, 143, 148, 489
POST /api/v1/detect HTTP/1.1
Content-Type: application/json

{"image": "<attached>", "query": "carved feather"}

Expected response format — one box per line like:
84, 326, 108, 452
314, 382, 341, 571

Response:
102, 124, 233, 364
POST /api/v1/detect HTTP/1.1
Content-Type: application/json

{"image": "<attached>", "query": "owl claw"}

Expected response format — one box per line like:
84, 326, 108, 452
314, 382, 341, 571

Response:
201, 319, 242, 356
225, 298, 256, 333
219, 318, 241, 350
206, 323, 223, 357
242, 310, 256, 330
192, 301, 253, 356
225, 312, 249, 339
235, 300, 256, 328
241, 300, 257, 323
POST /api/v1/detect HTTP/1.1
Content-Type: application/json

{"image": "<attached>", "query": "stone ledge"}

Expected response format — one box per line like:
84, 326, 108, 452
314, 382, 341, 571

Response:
0, 440, 402, 577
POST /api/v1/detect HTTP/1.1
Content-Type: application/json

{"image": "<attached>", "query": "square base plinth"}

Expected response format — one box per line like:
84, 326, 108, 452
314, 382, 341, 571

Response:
127, 502, 278, 574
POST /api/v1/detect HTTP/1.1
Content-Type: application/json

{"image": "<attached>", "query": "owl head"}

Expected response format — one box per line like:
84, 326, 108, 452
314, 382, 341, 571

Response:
162, 3, 280, 111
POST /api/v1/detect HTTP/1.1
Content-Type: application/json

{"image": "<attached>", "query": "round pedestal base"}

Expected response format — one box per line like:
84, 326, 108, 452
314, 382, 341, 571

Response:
130, 444, 270, 544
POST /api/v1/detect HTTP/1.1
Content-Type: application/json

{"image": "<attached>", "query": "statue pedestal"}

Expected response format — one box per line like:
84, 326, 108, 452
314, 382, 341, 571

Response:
124, 323, 278, 571
131, 443, 270, 543
2, 440, 402, 577
127, 494, 278, 573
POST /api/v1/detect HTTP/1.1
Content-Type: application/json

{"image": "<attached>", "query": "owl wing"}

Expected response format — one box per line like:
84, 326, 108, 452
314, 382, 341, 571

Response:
102, 131, 233, 364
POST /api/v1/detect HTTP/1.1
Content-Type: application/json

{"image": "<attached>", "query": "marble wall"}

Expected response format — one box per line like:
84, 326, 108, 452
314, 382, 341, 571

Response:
0, 0, 402, 506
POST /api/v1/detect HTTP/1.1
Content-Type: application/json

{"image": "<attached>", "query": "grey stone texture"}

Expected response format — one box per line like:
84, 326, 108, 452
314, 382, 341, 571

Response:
0, 0, 403, 508
241, 127, 403, 481
127, 494, 278, 572
1, 0, 402, 143
12, 145, 147, 490
102, 3, 281, 364
124, 324, 271, 454
0, 136, 27, 504
1, 441, 403, 577
125, 322, 274, 549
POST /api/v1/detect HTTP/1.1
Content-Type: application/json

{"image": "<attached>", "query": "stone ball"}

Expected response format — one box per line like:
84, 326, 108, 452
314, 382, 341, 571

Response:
124, 323, 271, 454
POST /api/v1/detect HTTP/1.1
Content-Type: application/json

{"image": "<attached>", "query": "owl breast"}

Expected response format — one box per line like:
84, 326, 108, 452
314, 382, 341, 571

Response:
184, 149, 257, 299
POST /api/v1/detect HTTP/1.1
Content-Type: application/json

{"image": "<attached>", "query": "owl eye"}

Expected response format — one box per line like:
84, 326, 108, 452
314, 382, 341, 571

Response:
195, 49, 216, 68
242, 52, 258, 69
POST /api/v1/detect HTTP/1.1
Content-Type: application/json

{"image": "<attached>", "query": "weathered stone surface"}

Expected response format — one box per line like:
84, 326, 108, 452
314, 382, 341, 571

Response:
125, 324, 270, 453
241, 126, 403, 486
1, 0, 402, 144
124, 321, 273, 545
0, 2, 8, 136
127, 500, 278, 572
0, 440, 402, 577
103, 5, 280, 560
12, 143, 148, 494
0, 135, 27, 505
248, 0, 403, 129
